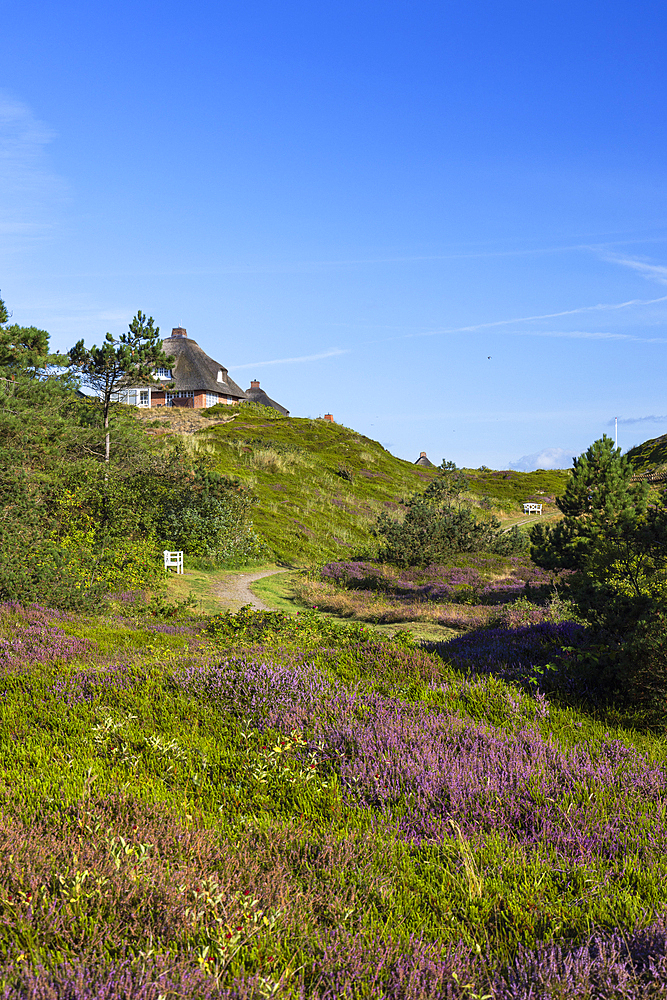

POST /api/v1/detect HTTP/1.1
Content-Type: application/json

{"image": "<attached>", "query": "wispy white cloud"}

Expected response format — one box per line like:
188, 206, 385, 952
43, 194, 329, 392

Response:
428, 295, 667, 336
609, 415, 667, 425
360, 293, 667, 348
602, 253, 667, 285
0, 92, 65, 246
229, 348, 349, 371
513, 329, 667, 343
509, 447, 575, 472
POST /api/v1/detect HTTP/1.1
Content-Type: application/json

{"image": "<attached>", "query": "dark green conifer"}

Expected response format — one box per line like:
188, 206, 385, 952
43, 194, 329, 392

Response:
69, 311, 174, 462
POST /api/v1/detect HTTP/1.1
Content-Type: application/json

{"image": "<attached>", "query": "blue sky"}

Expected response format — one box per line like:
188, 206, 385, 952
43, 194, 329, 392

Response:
2, 0, 667, 468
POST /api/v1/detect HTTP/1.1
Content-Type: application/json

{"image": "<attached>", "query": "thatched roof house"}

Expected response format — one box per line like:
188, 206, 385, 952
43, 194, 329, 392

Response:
117, 327, 247, 408
244, 380, 289, 416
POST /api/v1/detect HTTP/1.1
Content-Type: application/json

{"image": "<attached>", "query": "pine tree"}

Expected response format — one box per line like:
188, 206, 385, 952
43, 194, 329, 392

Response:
69, 311, 174, 463
530, 435, 654, 599
0, 290, 50, 374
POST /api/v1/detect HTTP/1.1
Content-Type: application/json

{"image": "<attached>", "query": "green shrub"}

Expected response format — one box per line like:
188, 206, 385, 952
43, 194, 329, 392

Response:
374, 498, 527, 567
203, 604, 414, 648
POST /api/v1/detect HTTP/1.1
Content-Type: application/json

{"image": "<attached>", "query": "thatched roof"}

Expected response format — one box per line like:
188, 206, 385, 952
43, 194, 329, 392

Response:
244, 380, 289, 416
415, 451, 435, 467
159, 329, 247, 399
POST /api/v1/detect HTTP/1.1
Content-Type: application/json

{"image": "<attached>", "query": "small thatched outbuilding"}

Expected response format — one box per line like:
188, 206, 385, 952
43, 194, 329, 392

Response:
244, 380, 290, 416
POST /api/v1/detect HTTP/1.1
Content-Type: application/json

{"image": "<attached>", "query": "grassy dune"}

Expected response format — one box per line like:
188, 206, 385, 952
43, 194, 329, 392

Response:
626, 431, 667, 474
1, 597, 667, 997
146, 404, 569, 565
5, 408, 662, 995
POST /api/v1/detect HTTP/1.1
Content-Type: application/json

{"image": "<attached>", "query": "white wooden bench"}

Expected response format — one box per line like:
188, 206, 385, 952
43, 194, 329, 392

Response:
523, 503, 542, 515
163, 550, 184, 574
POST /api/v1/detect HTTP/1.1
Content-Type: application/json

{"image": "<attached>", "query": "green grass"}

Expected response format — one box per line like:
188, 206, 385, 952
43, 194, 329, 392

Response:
251, 569, 456, 642
462, 467, 571, 509
249, 569, 300, 614
163, 566, 231, 614
157, 403, 568, 566
626, 431, 667, 472
176, 405, 439, 564
2, 601, 667, 996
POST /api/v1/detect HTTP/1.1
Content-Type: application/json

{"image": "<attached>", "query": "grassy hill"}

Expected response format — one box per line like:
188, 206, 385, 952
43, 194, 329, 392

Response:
138, 404, 569, 565
145, 404, 438, 564
464, 466, 570, 510
626, 432, 667, 473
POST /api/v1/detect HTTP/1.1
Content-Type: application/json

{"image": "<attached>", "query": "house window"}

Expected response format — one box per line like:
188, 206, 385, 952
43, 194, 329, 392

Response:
155, 367, 172, 379
205, 392, 220, 407
166, 391, 194, 406
139, 390, 149, 407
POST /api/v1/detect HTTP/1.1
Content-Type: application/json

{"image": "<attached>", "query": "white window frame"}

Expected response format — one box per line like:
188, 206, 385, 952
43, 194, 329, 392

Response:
114, 387, 151, 407
166, 391, 195, 407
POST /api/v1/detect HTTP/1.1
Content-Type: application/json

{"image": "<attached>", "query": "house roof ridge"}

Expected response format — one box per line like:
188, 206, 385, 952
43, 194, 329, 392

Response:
160, 334, 247, 399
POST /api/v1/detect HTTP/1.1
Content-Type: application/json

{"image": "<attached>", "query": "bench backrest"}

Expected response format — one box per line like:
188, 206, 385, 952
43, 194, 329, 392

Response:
163, 550, 184, 572
523, 502, 542, 514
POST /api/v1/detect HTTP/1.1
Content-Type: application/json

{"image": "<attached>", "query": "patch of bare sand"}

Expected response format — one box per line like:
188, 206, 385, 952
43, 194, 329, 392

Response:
211, 569, 285, 611
135, 407, 238, 436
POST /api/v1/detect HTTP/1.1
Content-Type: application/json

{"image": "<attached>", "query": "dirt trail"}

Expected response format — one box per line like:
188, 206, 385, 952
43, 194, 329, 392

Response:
210, 568, 286, 612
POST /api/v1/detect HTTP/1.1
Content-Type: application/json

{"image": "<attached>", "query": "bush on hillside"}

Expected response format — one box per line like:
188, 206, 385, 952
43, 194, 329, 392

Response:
157, 473, 267, 564
373, 491, 528, 567
0, 473, 108, 609
51, 456, 268, 573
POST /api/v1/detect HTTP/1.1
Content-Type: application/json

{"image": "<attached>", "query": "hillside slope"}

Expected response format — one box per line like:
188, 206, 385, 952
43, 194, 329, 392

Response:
626, 432, 667, 474
138, 404, 569, 565
179, 406, 437, 564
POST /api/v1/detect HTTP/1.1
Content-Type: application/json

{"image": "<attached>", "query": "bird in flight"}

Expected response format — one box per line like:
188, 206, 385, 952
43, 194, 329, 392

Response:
487, 356, 492, 359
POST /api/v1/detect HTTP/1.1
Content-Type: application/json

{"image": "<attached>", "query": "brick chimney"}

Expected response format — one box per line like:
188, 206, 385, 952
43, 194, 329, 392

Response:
171, 327, 187, 338
250, 380, 260, 389
420, 451, 427, 458
324, 413, 334, 422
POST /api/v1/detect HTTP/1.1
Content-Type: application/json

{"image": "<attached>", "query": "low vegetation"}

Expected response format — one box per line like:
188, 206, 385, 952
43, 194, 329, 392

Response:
293, 555, 573, 631
626, 431, 667, 473
156, 402, 569, 566
2, 596, 667, 998
3, 294, 667, 995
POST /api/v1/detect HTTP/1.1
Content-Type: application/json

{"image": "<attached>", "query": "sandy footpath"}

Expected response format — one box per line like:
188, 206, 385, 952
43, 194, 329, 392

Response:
210, 568, 285, 612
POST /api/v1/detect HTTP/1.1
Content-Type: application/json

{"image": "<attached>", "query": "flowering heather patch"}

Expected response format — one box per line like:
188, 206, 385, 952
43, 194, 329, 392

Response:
49, 663, 137, 705
440, 620, 588, 680
320, 557, 557, 605
4, 920, 667, 998
173, 654, 341, 730
487, 917, 667, 999
303, 557, 575, 631
112, 590, 147, 606
0, 602, 91, 670
317, 690, 665, 861
294, 576, 495, 626
3, 599, 667, 997
173, 648, 666, 862
144, 622, 200, 635
3, 784, 667, 998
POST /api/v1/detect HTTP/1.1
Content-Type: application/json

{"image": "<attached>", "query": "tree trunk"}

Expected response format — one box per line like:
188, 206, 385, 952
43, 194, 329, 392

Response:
104, 399, 110, 464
